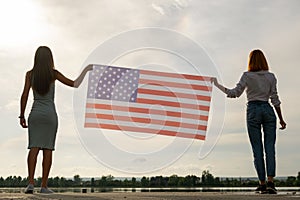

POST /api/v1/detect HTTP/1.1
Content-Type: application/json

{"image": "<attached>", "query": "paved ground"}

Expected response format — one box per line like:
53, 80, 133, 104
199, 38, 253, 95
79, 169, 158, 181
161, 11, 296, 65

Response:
0, 192, 299, 200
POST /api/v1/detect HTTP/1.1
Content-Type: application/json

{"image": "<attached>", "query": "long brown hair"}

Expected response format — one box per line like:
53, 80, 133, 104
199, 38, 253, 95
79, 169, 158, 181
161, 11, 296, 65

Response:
31, 46, 55, 95
248, 49, 269, 72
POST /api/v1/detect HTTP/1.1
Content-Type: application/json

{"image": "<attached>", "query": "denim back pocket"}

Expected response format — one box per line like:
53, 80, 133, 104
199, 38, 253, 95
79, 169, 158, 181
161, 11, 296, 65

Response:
247, 104, 258, 122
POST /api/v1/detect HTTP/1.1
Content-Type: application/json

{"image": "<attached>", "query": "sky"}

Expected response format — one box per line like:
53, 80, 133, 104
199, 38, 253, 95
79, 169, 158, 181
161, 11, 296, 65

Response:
0, 0, 299, 179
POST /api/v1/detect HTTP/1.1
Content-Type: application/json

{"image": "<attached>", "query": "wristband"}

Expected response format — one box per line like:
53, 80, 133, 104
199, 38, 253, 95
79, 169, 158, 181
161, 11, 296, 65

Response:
18, 116, 25, 119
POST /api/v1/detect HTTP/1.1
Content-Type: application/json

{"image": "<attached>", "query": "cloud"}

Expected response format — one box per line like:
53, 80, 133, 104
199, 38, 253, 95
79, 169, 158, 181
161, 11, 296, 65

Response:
133, 157, 147, 164
152, 3, 166, 15
1, 99, 19, 112
152, 0, 189, 16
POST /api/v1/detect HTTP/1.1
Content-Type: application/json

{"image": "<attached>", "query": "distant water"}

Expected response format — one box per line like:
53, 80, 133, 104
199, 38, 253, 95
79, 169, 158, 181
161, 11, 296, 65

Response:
1, 187, 300, 193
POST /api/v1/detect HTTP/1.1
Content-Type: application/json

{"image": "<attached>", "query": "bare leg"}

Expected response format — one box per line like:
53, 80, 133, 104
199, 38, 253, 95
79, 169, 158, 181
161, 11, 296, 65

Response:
27, 147, 40, 185
41, 149, 52, 188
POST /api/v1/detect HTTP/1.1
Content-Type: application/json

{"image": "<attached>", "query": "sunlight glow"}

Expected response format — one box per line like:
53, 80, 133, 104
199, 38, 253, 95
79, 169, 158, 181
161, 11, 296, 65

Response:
0, 0, 43, 47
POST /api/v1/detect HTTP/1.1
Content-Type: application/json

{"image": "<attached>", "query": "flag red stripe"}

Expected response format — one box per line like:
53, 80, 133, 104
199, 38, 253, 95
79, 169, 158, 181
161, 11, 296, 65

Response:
139, 79, 212, 91
84, 122, 206, 140
138, 88, 211, 101
85, 113, 207, 131
140, 69, 211, 81
136, 98, 210, 111
86, 103, 209, 121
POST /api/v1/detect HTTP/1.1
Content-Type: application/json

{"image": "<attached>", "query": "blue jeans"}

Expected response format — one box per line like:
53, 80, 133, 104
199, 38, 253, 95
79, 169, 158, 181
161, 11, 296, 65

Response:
247, 101, 276, 181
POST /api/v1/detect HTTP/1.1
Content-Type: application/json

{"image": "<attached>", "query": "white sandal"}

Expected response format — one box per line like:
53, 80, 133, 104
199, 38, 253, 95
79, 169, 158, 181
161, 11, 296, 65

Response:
40, 187, 54, 194
24, 184, 34, 194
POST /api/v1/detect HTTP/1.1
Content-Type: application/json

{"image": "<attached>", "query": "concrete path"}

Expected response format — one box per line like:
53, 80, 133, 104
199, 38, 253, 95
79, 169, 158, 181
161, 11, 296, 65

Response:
0, 192, 299, 200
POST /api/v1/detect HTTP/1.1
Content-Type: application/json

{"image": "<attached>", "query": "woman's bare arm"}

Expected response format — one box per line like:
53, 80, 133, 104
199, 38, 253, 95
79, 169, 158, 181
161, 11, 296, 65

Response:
55, 70, 74, 87
74, 65, 93, 88
19, 71, 31, 128
55, 65, 93, 88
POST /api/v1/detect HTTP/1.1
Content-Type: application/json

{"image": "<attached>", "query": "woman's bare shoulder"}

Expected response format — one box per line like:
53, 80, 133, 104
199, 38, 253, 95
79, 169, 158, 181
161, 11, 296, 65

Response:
26, 70, 32, 78
53, 69, 60, 79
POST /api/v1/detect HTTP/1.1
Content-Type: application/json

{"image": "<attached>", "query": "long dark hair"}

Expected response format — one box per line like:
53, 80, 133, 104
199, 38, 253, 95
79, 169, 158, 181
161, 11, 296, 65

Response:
31, 46, 55, 95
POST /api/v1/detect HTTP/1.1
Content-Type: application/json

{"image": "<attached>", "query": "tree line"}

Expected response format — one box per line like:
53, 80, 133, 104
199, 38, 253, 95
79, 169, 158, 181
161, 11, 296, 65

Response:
1, 171, 300, 188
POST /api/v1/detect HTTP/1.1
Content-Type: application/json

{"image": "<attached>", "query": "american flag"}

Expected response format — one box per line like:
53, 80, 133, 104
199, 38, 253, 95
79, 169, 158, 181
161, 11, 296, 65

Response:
84, 64, 212, 140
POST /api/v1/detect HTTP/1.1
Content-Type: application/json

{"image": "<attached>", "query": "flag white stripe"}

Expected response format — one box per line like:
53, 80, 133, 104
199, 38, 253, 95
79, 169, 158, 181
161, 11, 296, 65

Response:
137, 93, 211, 106
85, 118, 206, 136
137, 84, 211, 97
140, 73, 212, 87
85, 108, 207, 126
86, 98, 210, 116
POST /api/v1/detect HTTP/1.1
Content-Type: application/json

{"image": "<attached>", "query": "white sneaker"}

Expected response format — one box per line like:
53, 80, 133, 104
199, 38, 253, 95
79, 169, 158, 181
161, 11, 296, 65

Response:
40, 187, 54, 194
25, 184, 34, 194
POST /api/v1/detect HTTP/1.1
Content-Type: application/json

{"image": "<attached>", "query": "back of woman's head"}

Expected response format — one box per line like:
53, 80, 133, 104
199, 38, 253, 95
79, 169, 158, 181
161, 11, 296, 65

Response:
31, 46, 55, 95
248, 49, 269, 72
